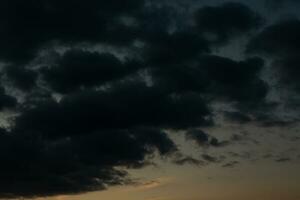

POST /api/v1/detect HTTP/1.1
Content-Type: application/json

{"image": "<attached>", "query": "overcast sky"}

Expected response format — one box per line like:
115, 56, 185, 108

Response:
0, 0, 299, 200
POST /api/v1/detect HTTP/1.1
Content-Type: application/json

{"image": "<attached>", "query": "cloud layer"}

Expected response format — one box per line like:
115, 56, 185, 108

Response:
0, 0, 298, 198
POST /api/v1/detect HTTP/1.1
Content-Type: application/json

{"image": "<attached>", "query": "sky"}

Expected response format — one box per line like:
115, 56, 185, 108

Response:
0, 0, 300, 200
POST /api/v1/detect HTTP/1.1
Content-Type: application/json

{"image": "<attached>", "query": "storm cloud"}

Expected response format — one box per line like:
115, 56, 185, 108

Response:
41, 49, 142, 93
0, 0, 298, 198
247, 19, 300, 93
195, 2, 262, 44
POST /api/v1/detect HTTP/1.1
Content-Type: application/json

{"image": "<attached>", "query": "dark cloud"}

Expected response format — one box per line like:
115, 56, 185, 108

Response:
0, 0, 295, 198
209, 137, 229, 148
151, 55, 268, 110
41, 49, 142, 93
173, 156, 205, 167
143, 30, 210, 66
230, 134, 247, 142
247, 19, 300, 96
275, 158, 291, 163
67, 128, 177, 166
222, 161, 239, 168
201, 154, 220, 163
0, 87, 17, 110
227, 151, 252, 160
0, 127, 176, 198
196, 56, 267, 106
2, 79, 212, 197
247, 19, 300, 57
259, 118, 298, 127
186, 130, 209, 145
136, 4, 211, 67
273, 56, 300, 92
264, 0, 300, 9
185, 129, 228, 148
3, 65, 37, 91
195, 2, 262, 44
14, 81, 212, 140
0, 0, 144, 64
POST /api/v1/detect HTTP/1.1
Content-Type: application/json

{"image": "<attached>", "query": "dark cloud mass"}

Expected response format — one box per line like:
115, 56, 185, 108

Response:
186, 130, 209, 145
0, 0, 143, 64
222, 161, 239, 168
143, 30, 210, 65
0, 87, 17, 110
151, 55, 268, 110
201, 154, 220, 163
247, 19, 300, 93
0, 127, 176, 198
14, 81, 212, 139
173, 156, 205, 166
264, 0, 300, 9
274, 56, 300, 92
185, 129, 228, 148
195, 2, 262, 44
3, 65, 38, 91
41, 49, 142, 93
247, 19, 300, 57
0, 0, 297, 198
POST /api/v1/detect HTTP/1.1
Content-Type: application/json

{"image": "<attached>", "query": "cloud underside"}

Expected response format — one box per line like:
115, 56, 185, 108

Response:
0, 0, 298, 198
